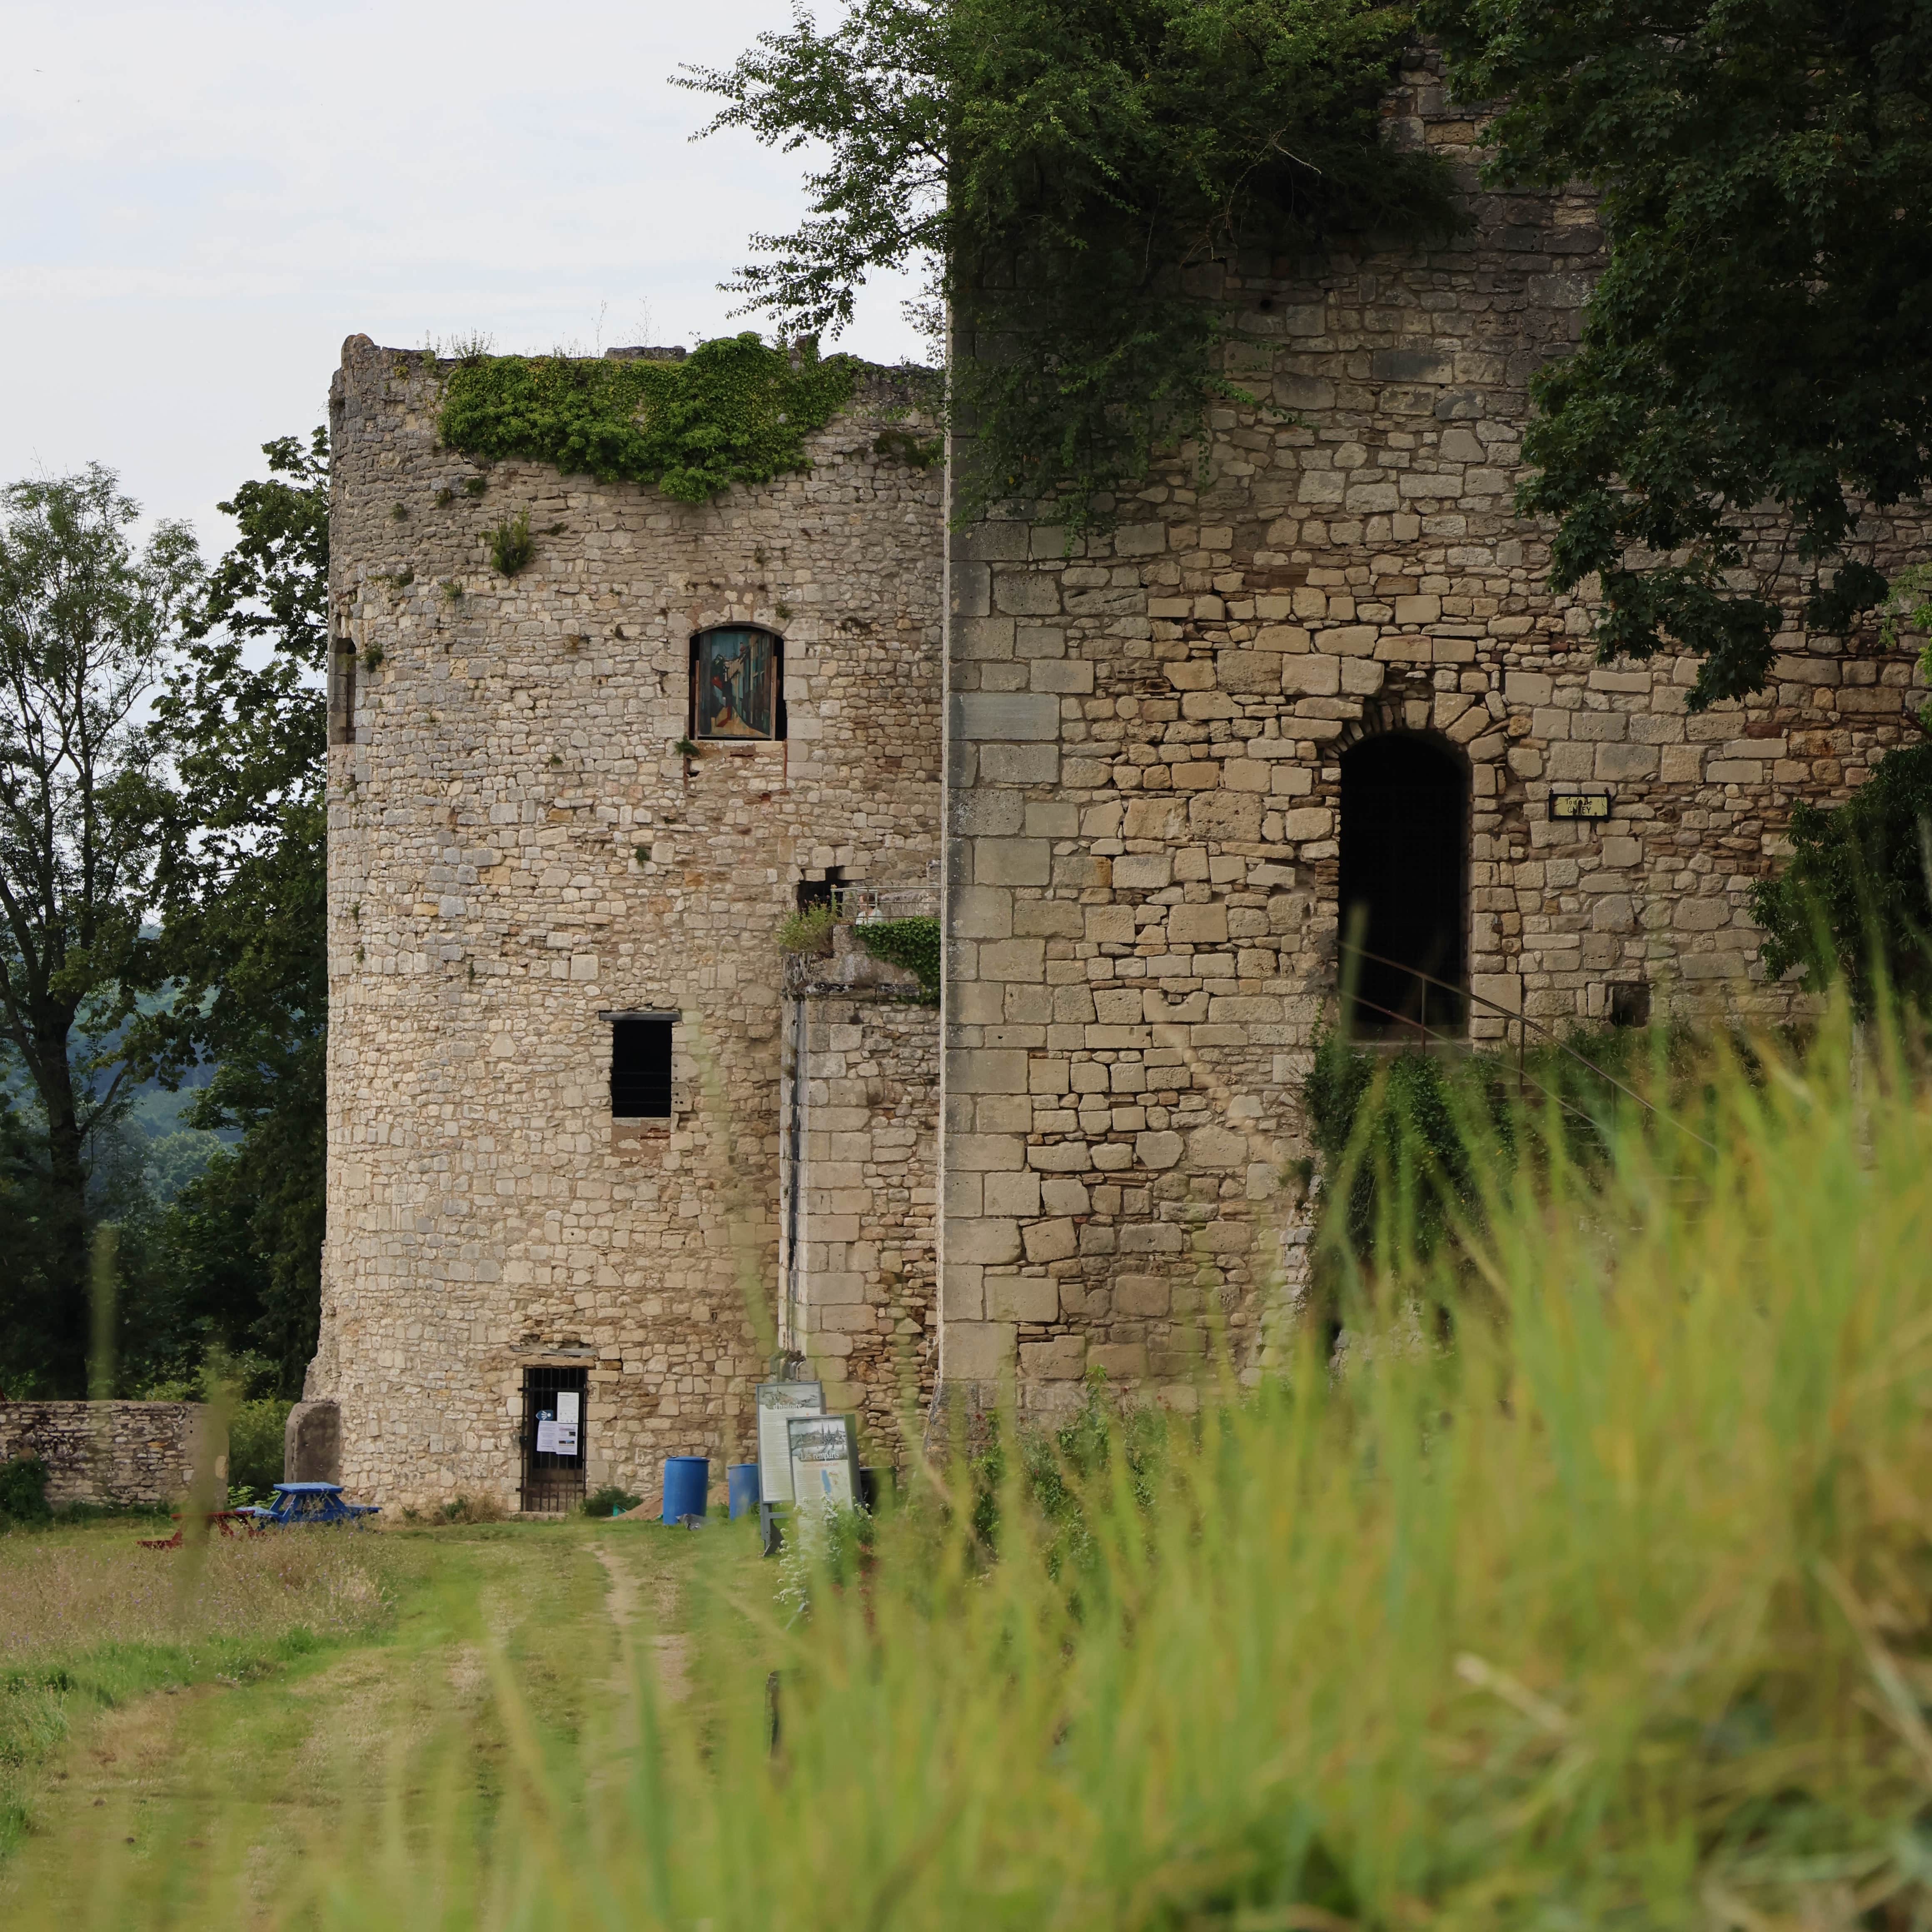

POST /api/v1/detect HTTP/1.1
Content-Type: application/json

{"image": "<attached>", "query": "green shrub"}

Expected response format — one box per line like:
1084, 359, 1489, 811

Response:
776, 904, 837, 956
853, 915, 940, 1000
1306, 1028, 1715, 1298
227, 1397, 293, 1494
487, 511, 534, 577
583, 1485, 643, 1518
1752, 739, 1932, 1014
0, 1456, 50, 1525
968, 1369, 1166, 1584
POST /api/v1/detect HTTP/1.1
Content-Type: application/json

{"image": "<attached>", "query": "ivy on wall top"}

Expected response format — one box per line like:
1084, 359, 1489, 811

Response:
854, 916, 941, 1003
437, 334, 861, 503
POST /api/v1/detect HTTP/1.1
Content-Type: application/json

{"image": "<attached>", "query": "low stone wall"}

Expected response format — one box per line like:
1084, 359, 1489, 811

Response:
0, 1402, 223, 1506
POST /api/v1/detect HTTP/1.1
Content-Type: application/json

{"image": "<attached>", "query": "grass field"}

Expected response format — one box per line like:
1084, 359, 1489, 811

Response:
0, 1515, 724, 1920
7, 1005, 1932, 1929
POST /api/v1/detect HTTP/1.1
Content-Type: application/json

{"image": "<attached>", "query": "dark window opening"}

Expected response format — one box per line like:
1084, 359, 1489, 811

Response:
795, 865, 844, 914
1339, 733, 1469, 1038
519, 1364, 587, 1514
1607, 982, 1652, 1028
611, 1018, 673, 1118
691, 626, 784, 741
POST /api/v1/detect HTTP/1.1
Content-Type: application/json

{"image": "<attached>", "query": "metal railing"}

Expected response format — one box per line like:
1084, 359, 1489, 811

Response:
1340, 941, 1718, 1155
834, 884, 939, 923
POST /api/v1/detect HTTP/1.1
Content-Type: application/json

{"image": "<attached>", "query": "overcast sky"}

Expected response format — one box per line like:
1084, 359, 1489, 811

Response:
0, 1, 924, 558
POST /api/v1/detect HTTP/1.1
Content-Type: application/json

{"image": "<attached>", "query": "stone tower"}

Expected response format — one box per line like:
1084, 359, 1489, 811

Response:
314, 341, 942, 1509
314, 55, 1925, 1504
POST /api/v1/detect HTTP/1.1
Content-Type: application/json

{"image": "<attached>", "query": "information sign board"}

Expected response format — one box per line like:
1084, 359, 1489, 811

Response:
787, 1413, 861, 1514
755, 1381, 824, 1504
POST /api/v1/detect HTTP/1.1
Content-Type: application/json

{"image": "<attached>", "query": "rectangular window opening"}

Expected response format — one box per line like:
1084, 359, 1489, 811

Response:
611, 1017, 673, 1119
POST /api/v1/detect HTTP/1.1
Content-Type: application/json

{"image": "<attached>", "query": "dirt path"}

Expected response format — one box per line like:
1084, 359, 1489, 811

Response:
592, 1534, 692, 1703
0, 1521, 697, 1924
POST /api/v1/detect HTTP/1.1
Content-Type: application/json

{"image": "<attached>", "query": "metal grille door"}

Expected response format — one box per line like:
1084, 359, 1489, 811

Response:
519, 1364, 589, 1514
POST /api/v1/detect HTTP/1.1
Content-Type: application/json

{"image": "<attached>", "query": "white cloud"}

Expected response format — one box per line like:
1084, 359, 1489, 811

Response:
0, 0, 928, 553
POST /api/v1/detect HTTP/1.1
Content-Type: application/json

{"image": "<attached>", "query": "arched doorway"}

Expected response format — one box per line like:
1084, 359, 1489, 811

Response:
1338, 732, 1468, 1037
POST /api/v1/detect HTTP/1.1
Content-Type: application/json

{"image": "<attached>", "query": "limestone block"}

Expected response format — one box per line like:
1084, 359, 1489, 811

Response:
1113, 1276, 1172, 1318
992, 571, 1061, 616
1135, 1130, 1184, 1169
1255, 625, 1312, 652
952, 886, 1015, 940
1090, 1343, 1150, 1379
980, 938, 1047, 982
983, 1170, 1043, 1217
989, 1274, 1061, 1322
1281, 655, 1341, 695
1114, 853, 1175, 890
949, 1051, 1030, 1094
1169, 904, 1230, 944
946, 1322, 1017, 1381
1123, 797, 1188, 839
974, 838, 1052, 886
949, 1218, 1021, 1265
1595, 743, 1660, 780
942, 1265, 986, 1318
1187, 1125, 1249, 1170
954, 693, 1061, 741
1019, 1335, 1087, 1379
980, 743, 1060, 785
1028, 1141, 1094, 1173
1188, 794, 1265, 842
1022, 1218, 1078, 1263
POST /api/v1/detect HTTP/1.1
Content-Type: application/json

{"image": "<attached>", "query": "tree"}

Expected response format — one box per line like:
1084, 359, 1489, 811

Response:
1750, 742, 1932, 1015
0, 468, 200, 1391
1421, 0, 1932, 710
141, 431, 330, 1394
683, 0, 1458, 522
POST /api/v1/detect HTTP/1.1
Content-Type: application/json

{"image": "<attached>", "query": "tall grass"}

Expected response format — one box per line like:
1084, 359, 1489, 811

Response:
0, 1529, 393, 1856
20, 1001, 1932, 1928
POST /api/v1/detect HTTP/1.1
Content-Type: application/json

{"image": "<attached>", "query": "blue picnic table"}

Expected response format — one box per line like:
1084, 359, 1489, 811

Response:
242, 1481, 380, 1527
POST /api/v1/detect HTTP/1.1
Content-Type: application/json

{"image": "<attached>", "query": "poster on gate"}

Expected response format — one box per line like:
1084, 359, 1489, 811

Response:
756, 1381, 824, 1503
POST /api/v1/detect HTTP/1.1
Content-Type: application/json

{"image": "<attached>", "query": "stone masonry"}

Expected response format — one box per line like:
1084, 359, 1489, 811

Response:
319, 53, 1926, 1494
779, 927, 939, 1457
315, 339, 941, 1510
933, 49, 1930, 1417
0, 1402, 223, 1507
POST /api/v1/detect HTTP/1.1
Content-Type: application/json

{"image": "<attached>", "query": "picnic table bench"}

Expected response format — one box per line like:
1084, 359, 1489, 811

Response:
242, 1481, 380, 1527
137, 1509, 261, 1550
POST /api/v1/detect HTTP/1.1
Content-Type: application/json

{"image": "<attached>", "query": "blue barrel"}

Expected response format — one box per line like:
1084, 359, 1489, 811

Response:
661, 1456, 709, 1524
727, 1463, 760, 1520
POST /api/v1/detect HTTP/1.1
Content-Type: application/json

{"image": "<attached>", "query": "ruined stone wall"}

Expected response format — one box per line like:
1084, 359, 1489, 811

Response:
779, 936, 939, 1461
938, 49, 1930, 1416
0, 1403, 221, 1506
317, 336, 942, 1509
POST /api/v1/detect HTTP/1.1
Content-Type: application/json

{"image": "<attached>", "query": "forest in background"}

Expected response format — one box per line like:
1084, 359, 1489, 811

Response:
0, 435, 328, 1423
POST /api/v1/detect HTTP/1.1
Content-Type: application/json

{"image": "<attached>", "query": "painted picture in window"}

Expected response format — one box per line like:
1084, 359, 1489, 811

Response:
695, 628, 776, 739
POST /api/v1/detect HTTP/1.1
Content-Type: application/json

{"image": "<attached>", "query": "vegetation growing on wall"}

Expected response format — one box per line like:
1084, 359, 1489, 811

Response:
438, 334, 861, 503
854, 915, 941, 1000
685, 0, 1459, 525
1753, 741, 1932, 1016
1422, 0, 1932, 708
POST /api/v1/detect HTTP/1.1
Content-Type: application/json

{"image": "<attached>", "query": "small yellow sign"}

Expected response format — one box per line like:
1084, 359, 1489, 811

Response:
1551, 793, 1611, 821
